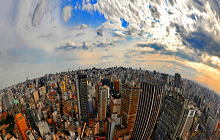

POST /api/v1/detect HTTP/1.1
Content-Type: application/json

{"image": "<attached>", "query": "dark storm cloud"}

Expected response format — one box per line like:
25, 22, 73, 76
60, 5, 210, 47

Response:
184, 28, 220, 57
136, 42, 203, 63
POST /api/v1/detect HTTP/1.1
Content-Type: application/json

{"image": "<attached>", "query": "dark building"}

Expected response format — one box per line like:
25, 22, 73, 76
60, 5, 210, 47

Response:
76, 74, 89, 124
26, 107, 41, 136
101, 79, 111, 88
174, 73, 181, 88
131, 82, 163, 140
153, 90, 189, 140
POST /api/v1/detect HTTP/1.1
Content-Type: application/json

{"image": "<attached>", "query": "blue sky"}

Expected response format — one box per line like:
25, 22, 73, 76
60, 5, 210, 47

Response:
0, 0, 220, 94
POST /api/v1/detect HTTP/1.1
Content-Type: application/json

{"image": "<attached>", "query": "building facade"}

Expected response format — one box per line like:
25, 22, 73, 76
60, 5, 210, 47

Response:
121, 84, 139, 135
76, 74, 89, 123
131, 82, 163, 140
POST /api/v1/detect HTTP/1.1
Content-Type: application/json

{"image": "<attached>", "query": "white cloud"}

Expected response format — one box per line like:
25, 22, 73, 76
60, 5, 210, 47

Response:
62, 5, 73, 22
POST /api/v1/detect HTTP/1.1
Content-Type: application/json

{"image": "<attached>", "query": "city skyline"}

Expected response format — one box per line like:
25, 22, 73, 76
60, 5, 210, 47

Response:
0, 0, 220, 94
1, 67, 219, 139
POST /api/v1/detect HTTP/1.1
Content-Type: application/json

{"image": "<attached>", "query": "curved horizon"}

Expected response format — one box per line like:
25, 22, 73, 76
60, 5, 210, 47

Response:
0, 0, 220, 94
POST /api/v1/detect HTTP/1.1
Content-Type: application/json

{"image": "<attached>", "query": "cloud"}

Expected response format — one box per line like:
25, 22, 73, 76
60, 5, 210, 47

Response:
184, 28, 220, 57
1, 0, 220, 95
62, 5, 73, 22
32, 0, 49, 26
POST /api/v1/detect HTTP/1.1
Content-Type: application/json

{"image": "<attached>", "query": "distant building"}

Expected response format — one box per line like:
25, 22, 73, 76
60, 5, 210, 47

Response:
121, 84, 139, 135
175, 73, 181, 88
39, 86, 46, 96
76, 74, 89, 124
2, 92, 14, 112
15, 113, 29, 140
131, 82, 163, 140
25, 130, 35, 140
37, 121, 51, 138
33, 90, 39, 103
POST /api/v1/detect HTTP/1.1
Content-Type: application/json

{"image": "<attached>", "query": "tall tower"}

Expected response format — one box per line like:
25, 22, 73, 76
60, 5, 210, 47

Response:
121, 84, 139, 135
106, 118, 116, 140
180, 109, 196, 139
15, 113, 29, 140
153, 90, 189, 140
76, 74, 89, 124
131, 82, 163, 140
98, 86, 108, 121
2, 92, 14, 113
174, 73, 181, 88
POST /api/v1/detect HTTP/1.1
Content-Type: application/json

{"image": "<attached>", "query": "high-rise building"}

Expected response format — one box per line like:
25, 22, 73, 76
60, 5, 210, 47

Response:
121, 84, 139, 135
180, 109, 196, 139
26, 107, 41, 136
95, 82, 102, 112
110, 96, 121, 115
131, 82, 163, 140
33, 90, 39, 103
98, 86, 108, 121
114, 80, 119, 93
174, 73, 181, 88
2, 92, 14, 112
106, 118, 116, 140
213, 122, 220, 140
153, 90, 189, 140
15, 113, 29, 140
76, 74, 89, 123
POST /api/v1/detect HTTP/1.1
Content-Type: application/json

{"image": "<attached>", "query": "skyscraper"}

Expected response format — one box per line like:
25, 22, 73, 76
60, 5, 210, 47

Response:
76, 74, 89, 123
114, 80, 119, 93
98, 86, 108, 121
2, 92, 14, 112
180, 109, 196, 139
15, 113, 29, 140
106, 118, 116, 140
110, 96, 121, 115
213, 122, 220, 140
26, 107, 40, 136
174, 73, 181, 88
131, 82, 163, 140
153, 90, 189, 140
121, 84, 139, 135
